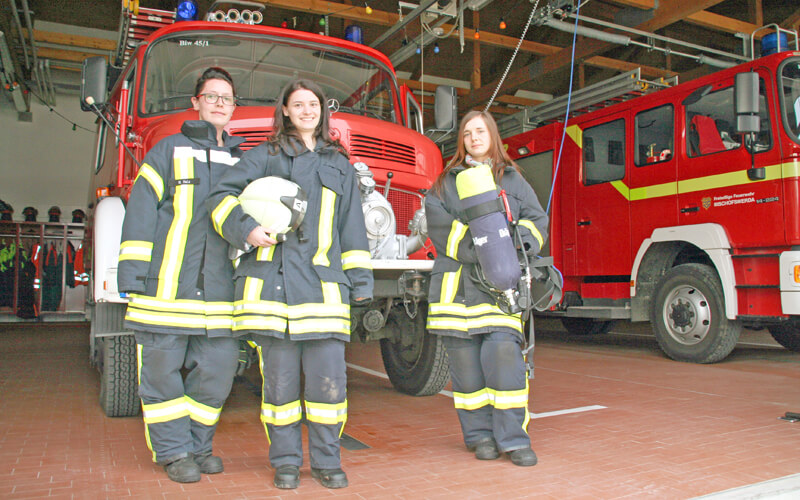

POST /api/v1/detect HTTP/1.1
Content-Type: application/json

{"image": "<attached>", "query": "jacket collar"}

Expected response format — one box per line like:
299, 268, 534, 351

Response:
181, 120, 245, 148
277, 136, 338, 157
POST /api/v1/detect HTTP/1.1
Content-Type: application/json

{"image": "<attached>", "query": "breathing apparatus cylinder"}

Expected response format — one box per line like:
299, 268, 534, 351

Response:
456, 164, 522, 297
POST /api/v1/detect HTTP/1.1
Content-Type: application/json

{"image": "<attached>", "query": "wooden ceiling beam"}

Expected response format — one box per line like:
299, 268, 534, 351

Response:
35, 47, 110, 63
584, 56, 677, 79
783, 7, 800, 30
27, 30, 116, 51
458, 0, 726, 111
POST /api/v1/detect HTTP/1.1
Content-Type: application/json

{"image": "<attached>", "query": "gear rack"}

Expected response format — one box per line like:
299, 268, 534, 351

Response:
114, 0, 176, 67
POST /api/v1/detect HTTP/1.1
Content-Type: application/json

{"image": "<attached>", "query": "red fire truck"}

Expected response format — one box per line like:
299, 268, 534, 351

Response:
498, 35, 800, 364
80, 5, 456, 416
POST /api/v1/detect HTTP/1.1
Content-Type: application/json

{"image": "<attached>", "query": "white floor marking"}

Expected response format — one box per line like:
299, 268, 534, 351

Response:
346, 363, 607, 418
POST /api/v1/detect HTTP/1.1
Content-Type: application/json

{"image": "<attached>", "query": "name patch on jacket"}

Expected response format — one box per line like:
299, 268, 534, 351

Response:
169, 178, 200, 187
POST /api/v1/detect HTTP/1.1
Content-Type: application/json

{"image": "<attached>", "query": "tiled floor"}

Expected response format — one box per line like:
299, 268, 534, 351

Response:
0, 320, 798, 499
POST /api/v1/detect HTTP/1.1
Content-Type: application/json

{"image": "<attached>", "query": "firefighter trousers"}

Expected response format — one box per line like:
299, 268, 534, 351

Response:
135, 331, 239, 464
252, 335, 347, 470
440, 331, 531, 452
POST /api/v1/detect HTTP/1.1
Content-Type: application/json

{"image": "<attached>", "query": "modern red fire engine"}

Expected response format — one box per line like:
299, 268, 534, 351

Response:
497, 29, 800, 364
80, 3, 456, 416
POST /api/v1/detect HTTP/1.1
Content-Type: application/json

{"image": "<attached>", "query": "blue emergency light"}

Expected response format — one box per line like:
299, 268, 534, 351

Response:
176, 0, 199, 22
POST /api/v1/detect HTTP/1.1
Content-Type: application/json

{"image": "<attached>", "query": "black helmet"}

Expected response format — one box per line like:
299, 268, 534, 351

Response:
22, 206, 38, 222
48, 206, 62, 222
0, 199, 12, 221
72, 209, 86, 223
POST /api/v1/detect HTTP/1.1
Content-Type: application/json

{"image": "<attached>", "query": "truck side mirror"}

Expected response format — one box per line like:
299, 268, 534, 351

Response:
434, 85, 457, 131
81, 56, 108, 111
735, 72, 759, 134
734, 72, 765, 180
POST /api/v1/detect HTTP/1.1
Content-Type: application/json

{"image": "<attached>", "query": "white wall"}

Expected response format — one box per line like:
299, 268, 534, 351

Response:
0, 95, 98, 222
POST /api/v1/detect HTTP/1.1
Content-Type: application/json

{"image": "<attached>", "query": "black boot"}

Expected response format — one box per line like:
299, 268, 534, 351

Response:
474, 438, 500, 460
164, 456, 201, 483
195, 452, 224, 474
273, 464, 300, 489
509, 448, 538, 467
311, 468, 348, 488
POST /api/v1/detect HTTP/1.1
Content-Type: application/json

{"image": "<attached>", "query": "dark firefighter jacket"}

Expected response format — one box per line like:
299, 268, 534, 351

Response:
206, 138, 373, 342
425, 164, 549, 341
117, 120, 244, 336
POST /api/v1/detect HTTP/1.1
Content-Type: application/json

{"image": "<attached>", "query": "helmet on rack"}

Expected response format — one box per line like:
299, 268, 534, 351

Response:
72, 209, 86, 224
0, 199, 12, 221
238, 176, 307, 236
48, 206, 62, 222
22, 206, 38, 222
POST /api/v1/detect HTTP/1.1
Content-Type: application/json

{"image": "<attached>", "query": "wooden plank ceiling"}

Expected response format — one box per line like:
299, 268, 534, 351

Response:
2, 0, 800, 115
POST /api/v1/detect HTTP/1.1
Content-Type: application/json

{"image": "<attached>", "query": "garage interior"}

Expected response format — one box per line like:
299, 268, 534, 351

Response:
1, 0, 800, 498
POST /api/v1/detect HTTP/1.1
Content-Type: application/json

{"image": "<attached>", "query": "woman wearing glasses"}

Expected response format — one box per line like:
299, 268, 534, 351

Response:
117, 67, 244, 483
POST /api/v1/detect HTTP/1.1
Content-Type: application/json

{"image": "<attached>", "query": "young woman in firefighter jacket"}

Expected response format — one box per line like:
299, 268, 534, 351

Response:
117, 68, 243, 484
425, 110, 548, 467
207, 79, 373, 490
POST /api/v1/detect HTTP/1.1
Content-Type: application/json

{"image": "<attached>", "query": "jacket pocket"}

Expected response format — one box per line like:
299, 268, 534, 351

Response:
318, 165, 344, 195
314, 265, 351, 287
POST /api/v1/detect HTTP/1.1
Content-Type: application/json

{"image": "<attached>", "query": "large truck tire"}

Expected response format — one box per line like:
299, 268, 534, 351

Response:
560, 317, 615, 335
99, 335, 140, 417
380, 302, 450, 396
92, 302, 139, 417
767, 323, 800, 352
650, 263, 741, 363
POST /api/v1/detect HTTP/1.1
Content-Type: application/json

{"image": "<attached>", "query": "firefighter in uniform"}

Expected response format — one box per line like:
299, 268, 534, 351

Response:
425, 110, 548, 467
207, 79, 373, 490
117, 68, 244, 483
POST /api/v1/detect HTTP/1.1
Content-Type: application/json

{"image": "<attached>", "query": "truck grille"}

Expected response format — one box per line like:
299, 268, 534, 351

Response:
229, 128, 272, 150
384, 188, 422, 235
350, 134, 416, 167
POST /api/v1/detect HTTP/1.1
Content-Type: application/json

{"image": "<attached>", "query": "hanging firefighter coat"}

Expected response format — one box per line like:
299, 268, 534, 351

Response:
117, 120, 244, 337
425, 164, 549, 341
207, 138, 373, 342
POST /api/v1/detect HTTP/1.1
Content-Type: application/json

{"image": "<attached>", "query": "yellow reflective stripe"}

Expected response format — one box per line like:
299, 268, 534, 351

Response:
289, 302, 349, 318
136, 163, 164, 201
487, 387, 529, 410
446, 220, 468, 260
313, 187, 336, 266
142, 397, 188, 424
440, 267, 462, 303
305, 400, 347, 425
565, 124, 582, 148
341, 250, 372, 270
321, 281, 342, 304
243, 276, 264, 302
289, 317, 350, 335
603, 162, 789, 202
185, 395, 222, 426
261, 400, 302, 426
234, 298, 288, 316
157, 149, 194, 298
128, 294, 233, 314
119, 240, 153, 262
453, 388, 491, 410
211, 195, 239, 235
256, 245, 275, 261
427, 317, 469, 331
517, 220, 544, 251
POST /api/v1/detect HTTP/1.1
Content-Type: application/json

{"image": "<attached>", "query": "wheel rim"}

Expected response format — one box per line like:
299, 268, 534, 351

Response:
661, 284, 711, 346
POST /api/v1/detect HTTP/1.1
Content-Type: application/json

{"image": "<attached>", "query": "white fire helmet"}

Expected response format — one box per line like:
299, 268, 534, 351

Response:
238, 176, 307, 235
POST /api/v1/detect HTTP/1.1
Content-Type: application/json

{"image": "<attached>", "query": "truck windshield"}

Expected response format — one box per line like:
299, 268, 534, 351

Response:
780, 57, 800, 144
141, 32, 400, 123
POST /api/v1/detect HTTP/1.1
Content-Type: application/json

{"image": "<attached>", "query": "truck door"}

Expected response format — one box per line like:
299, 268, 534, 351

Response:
629, 104, 679, 249
573, 114, 632, 278
678, 71, 784, 249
